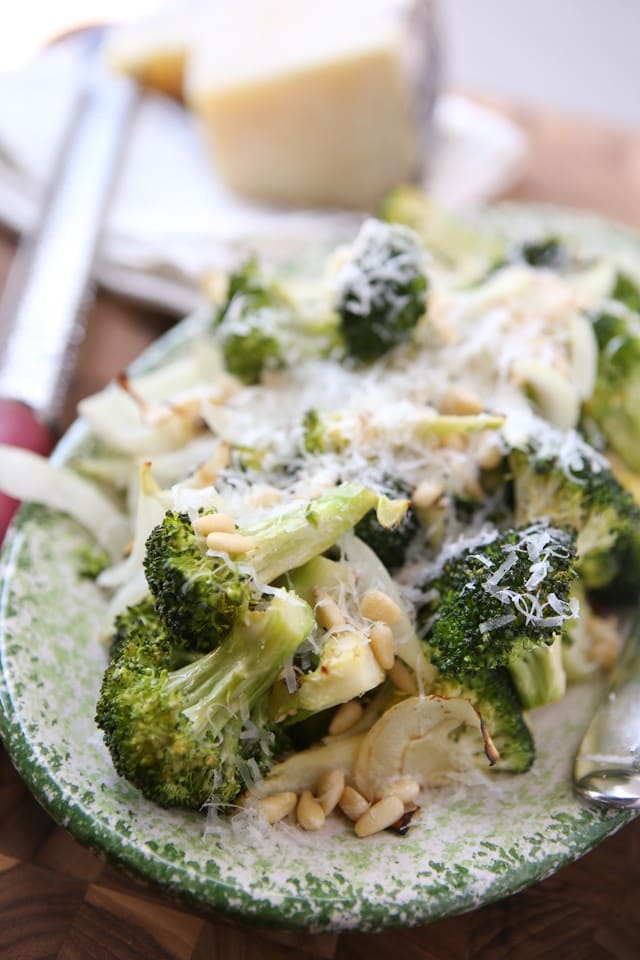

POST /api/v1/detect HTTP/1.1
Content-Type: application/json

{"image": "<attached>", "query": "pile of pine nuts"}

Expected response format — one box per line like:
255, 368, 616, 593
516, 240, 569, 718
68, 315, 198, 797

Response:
256, 769, 421, 838
255, 586, 423, 837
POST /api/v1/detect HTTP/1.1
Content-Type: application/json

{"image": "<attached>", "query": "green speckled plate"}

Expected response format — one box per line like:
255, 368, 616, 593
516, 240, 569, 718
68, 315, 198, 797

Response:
1, 206, 639, 933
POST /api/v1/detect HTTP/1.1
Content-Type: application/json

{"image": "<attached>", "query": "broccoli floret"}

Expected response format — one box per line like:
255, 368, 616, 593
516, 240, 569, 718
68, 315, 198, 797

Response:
212, 259, 294, 384
96, 590, 313, 809
144, 485, 381, 652
76, 544, 111, 579
431, 669, 534, 772
509, 431, 640, 596
518, 237, 567, 269
300, 408, 350, 456
612, 271, 640, 313
585, 305, 640, 472
333, 219, 428, 363
354, 476, 419, 570
420, 522, 577, 709
144, 512, 249, 653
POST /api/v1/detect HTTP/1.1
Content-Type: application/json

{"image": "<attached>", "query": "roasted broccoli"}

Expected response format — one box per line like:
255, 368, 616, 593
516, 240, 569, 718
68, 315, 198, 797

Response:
144, 485, 382, 652
96, 590, 313, 809
333, 219, 428, 362
509, 429, 640, 596
212, 259, 292, 384
354, 476, 419, 570
419, 522, 577, 710
585, 303, 640, 472
612, 271, 640, 313
518, 237, 567, 269
212, 259, 340, 384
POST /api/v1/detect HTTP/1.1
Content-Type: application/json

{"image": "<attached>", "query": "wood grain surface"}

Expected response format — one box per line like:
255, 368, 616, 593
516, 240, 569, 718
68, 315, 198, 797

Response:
2, 97, 640, 959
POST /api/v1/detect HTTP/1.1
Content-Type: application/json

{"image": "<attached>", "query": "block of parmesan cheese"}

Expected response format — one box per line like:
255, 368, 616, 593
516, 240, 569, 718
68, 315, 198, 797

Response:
185, 0, 438, 209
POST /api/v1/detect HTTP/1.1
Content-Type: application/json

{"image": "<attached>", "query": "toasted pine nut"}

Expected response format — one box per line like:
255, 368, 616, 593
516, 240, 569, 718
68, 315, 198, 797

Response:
369, 623, 395, 671
462, 474, 484, 501
193, 513, 236, 536
257, 791, 297, 825
412, 480, 445, 510
380, 778, 421, 805
388, 659, 418, 694
313, 590, 346, 630
297, 790, 326, 831
206, 532, 254, 554
339, 786, 370, 821
328, 700, 363, 735
476, 437, 503, 471
317, 769, 345, 815
360, 590, 402, 625
440, 387, 484, 416
355, 796, 404, 838
587, 615, 623, 671
247, 484, 282, 508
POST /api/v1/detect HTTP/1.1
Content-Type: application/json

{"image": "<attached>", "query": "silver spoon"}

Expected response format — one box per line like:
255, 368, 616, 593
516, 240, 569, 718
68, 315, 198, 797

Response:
573, 611, 640, 808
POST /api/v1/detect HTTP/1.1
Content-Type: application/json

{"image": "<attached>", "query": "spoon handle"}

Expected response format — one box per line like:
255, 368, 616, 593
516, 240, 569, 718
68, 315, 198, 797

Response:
573, 612, 640, 808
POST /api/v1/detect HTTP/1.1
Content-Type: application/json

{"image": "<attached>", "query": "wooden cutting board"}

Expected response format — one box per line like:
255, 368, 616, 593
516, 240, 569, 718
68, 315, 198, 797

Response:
2, 97, 640, 960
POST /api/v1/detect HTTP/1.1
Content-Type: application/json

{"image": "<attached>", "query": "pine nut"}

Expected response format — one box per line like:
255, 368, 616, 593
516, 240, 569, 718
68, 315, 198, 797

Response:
360, 590, 402, 625
380, 778, 421, 805
476, 437, 503, 471
440, 387, 484, 416
205, 532, 254, 554
388, 659, 418, 694
587, 615, 623, 671
313, 590, 346, 630
296, 790, 326, 831
369, 623, 395, 670
355, 796, 404, 838
193, 513, 236, 536
445, 434, 469, 451
412, 480, 445, 510
328, 700, 363, 735
339, 786, 370, 821
317, 769, 345, 815
257, 791, 297, 825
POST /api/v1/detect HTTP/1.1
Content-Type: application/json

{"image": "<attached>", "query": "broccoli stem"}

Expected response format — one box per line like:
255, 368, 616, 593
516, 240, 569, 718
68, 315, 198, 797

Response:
508, 635, 567, 710
245, 483, 378, 584
170, 591, 314, 737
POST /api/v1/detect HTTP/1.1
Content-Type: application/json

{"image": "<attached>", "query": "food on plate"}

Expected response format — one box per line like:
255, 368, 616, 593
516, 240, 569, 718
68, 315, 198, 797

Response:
107, 0, 438, 208
2, 197, 640, 839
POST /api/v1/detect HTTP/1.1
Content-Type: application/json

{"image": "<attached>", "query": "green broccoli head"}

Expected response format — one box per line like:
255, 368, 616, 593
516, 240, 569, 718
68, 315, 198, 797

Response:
354, 475, 419, 570
419, 521, 577, 705
212, 259, 293, 384
333, 219, 428, 363
96, 590, 313, 809
612, 271, 640, 313
509, 429, 640, 596
144, 485, 382, 653
431, 669, 534, 772
144, 511, 249, 653
518, 236, 567, 269
586, 304, 640, 472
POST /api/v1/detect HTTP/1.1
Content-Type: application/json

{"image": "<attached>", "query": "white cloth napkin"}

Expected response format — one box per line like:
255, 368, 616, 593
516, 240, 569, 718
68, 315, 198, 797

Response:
0, 39, 527, 315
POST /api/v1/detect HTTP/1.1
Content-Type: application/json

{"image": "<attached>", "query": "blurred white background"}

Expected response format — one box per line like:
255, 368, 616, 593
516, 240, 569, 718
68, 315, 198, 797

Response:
1, 0, 639, 127
444, 0, 640, 127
